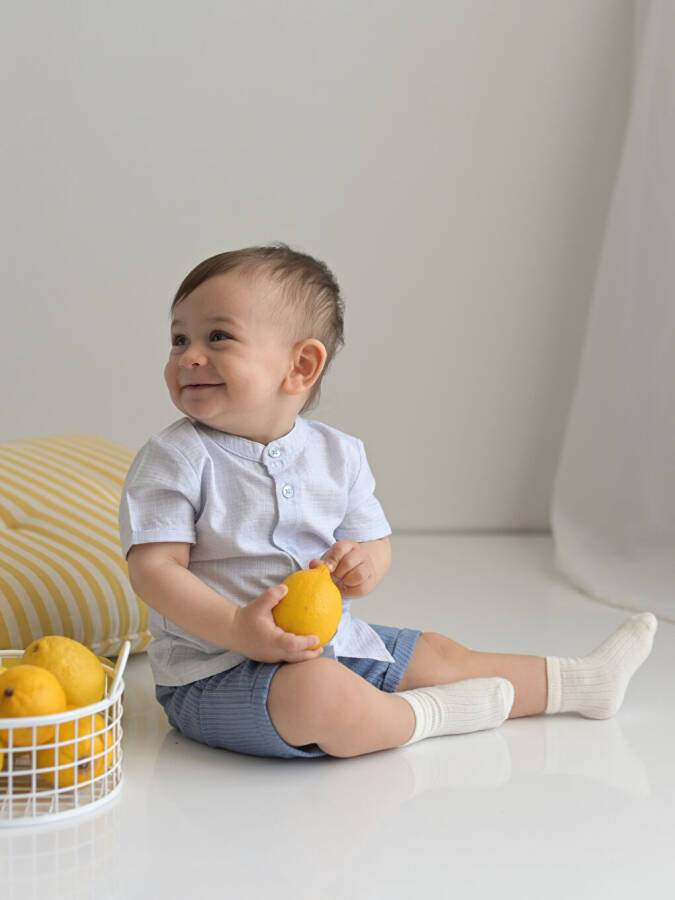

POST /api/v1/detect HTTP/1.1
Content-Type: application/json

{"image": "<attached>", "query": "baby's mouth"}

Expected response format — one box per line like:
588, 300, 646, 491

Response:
183, 383, 223, 391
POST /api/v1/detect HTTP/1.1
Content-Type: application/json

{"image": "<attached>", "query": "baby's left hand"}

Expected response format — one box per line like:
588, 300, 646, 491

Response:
309, 540, 375, 598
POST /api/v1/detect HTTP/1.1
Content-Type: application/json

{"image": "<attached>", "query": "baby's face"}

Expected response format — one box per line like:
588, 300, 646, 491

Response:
165, 270, 300, 442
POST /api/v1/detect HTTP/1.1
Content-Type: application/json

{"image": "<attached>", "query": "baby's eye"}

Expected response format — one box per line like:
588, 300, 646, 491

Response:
171, 334, 186, 346
210, 330, 232, 342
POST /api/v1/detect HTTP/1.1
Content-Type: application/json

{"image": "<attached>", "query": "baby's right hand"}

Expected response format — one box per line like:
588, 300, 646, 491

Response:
230, 584, 324, 664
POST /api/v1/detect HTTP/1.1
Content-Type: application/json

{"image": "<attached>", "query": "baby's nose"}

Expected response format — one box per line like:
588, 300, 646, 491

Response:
179, 346, 207, 366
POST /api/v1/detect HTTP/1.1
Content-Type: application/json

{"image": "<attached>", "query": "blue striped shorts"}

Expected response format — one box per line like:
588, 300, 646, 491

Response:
155, 624, 421, 759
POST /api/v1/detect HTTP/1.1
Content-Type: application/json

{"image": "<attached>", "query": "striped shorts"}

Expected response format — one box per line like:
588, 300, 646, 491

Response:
155, 623, 421, 759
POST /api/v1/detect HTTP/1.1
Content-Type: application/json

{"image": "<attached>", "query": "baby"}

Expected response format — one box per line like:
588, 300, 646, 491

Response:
119, 242, 657, 759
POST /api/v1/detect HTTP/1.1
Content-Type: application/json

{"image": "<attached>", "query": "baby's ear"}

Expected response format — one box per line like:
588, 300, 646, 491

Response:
284, 339, 327, 395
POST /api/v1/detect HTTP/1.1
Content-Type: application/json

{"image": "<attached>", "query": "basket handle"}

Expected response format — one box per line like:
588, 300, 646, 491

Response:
109, 640, 131, 697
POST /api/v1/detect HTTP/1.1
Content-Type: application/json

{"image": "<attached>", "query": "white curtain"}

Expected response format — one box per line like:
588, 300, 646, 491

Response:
551, 0, 675, 623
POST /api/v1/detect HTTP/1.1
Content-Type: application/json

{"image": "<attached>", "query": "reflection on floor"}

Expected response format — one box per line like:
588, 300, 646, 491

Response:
1, 535, 673, 900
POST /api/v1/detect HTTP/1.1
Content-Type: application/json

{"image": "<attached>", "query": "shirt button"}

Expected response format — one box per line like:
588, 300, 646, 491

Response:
282, 484, 294, 499
268, 447, 281, 458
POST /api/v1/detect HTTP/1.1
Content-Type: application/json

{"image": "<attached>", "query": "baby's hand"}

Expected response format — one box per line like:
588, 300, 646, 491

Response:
309, 540, 375, 598
230, 584, 324, 664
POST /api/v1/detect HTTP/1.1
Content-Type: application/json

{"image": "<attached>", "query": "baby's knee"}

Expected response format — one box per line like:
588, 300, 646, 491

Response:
287, 657, 352, 719
268, 657, 357, 743
421, 631, 472, 664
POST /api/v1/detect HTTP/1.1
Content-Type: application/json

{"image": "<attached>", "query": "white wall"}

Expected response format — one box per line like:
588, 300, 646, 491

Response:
1, 1, 634, 531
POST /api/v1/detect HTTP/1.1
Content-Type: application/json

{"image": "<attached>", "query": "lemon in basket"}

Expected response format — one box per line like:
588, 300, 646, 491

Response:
22, 635, 106, 707
272, 564, 342, 649
0, 665, 67, 745
36, 706, 113, 787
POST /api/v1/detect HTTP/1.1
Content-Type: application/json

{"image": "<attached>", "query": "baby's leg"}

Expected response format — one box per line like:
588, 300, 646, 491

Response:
267, 658, 512, 757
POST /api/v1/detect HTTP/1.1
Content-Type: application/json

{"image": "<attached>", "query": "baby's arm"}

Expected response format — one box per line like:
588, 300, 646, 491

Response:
310, 536, 391, 599
127, 542, 323, 664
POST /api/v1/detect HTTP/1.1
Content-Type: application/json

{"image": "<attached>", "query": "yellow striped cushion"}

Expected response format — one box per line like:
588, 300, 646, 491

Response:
0, 433, 151, 656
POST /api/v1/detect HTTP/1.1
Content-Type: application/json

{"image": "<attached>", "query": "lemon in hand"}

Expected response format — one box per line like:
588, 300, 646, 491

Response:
272, 564, 342, 649
22, 636, 106, 707
36, 706, 113, 787
0, 665, 67, 745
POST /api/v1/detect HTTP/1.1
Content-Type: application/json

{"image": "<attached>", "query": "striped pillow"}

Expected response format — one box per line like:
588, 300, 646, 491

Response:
0, 434, 151, 656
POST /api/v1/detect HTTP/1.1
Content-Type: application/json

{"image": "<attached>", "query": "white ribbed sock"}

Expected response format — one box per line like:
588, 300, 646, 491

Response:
399, 677, 515, 745
545, 612, 657, 719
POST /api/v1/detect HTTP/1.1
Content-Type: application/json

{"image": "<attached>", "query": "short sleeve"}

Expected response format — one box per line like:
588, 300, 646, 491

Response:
334, 439, 392, 543
118, 437, 202, 559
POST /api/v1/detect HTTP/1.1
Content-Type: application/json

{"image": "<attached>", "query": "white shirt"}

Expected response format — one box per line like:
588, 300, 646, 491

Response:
118, 415, 394, 686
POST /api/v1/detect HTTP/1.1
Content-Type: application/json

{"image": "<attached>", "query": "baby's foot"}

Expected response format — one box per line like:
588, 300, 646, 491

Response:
545, 613, 658, 718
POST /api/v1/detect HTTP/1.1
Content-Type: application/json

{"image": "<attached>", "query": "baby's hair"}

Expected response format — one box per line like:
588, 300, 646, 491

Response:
170, 242, 345, 413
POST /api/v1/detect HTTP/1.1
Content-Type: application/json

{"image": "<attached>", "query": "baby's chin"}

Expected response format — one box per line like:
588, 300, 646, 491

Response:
170, 398, 210, 426
176, 404, 232, 431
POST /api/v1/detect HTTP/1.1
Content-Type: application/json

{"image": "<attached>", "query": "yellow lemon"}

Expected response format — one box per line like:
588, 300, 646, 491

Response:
22, 636, 106, 707
0, 665, 67, 746
36, 706, 113, 788
272, 564, 342, 649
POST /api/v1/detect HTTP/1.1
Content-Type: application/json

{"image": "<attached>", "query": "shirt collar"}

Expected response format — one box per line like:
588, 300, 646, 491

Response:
191, 416, 308, 464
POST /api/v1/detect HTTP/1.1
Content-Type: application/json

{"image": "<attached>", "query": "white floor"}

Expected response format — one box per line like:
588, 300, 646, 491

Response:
2, 534, 674, 900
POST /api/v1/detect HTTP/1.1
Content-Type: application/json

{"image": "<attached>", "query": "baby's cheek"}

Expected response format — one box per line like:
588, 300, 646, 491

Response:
164, 361, 177, 391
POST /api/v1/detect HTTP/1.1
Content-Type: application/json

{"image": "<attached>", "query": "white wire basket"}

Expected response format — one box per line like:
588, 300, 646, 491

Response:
0, 640, 130, 827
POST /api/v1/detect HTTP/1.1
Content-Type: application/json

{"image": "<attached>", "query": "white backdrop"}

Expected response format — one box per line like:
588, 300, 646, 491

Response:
552, 0, 675, 621
1, 1, 634, 531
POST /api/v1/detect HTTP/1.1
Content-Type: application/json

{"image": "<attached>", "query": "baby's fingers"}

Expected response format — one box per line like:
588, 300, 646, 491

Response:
309, 558, 335, 572
286, 632, 321, 652
259, 583, 288, 611
280, 631, 322, 659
